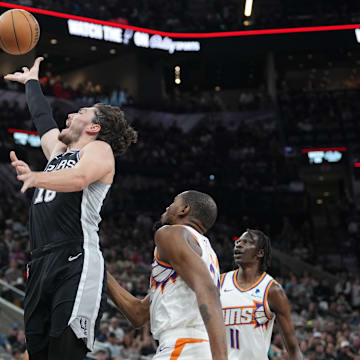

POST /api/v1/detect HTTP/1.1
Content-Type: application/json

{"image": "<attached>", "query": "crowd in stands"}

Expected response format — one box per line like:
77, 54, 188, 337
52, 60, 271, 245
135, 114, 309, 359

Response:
0, 200, 360, 359
278, 87, 360, 146
0, 75, 133, 109
0, 59, 359, 357
0, 92, 290, 199
0, 72, 270, 113
0, 94, 359, 359
7, 0, 360, 32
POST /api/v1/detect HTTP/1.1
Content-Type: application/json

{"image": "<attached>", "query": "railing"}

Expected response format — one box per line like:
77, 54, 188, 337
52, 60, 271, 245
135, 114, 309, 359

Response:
0, 279, 25, 298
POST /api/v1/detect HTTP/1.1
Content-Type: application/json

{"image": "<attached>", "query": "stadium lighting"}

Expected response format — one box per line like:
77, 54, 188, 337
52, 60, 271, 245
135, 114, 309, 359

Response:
244, 0, 253, 17
174, 66, 181, 85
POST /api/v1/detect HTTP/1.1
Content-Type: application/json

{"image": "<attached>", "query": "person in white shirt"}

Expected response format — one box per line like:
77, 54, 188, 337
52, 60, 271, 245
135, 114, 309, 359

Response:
220, 229, 303, 360
107, 190, 227, 360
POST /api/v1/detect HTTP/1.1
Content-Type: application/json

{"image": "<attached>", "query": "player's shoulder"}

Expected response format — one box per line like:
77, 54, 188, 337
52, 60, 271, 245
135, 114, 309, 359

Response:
267, 279, 290, 312
219, 270, 236, 288
268, 278, 286, 297
82, 140, 114, 154
155, 224, 187, 237
155, 225, 192, 248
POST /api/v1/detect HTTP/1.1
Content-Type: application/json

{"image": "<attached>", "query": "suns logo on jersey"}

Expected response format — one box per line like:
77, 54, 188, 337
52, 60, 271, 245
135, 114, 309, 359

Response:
150, 249, 177, 293
223, 300, 271, 329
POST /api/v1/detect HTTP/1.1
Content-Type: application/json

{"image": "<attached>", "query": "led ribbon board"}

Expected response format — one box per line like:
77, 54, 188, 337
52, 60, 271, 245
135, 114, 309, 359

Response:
8, 129, 40, 147
67, 19, 200, 54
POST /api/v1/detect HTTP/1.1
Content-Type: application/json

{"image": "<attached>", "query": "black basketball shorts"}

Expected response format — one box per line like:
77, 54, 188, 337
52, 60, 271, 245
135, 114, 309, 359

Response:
24, 242, 107, 354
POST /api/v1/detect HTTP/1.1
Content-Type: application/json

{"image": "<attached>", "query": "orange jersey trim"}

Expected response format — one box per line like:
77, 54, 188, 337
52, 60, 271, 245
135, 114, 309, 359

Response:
154, 247, 172, 268
233, 270, 266, 292
170, 338, 208, 360
220, 273, 226, 289
264, 279, 275, 319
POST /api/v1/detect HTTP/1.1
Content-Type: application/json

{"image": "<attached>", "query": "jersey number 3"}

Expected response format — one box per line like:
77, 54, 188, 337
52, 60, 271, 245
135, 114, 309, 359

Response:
34, 188, 57, 204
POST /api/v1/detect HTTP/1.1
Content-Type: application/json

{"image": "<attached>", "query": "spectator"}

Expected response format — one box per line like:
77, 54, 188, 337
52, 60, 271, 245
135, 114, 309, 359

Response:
338, 340, 356, 360
0, 333, 11, 353
104, 332, 123, 359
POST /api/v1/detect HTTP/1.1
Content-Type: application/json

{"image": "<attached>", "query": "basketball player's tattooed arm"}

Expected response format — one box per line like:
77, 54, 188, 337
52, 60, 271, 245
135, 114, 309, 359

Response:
107, 271, 150, 328
4, 57, 65, 160
11, 141, 114, 193
155, 226, 228, 360
268, 282, 303, 360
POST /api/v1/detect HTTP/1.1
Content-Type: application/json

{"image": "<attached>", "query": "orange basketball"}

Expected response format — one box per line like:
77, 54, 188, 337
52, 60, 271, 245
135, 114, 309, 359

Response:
0, 9, 40, 55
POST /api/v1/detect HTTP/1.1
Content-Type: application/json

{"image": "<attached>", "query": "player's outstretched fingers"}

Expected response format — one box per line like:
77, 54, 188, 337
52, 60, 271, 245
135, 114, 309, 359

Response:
4, 72, 22, 81
14, 165, 28, 175
10, 151, 18, 162
32, 57, 44, 71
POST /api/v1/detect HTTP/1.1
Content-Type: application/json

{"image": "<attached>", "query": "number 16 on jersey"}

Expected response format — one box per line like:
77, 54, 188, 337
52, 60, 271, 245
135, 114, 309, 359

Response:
34, 188, 56, 204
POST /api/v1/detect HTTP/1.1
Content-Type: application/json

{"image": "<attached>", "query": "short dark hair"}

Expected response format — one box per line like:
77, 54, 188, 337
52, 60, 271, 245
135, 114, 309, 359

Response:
180, 190, 217, 232
247, 229, 272, 272
93, 103, 138, 156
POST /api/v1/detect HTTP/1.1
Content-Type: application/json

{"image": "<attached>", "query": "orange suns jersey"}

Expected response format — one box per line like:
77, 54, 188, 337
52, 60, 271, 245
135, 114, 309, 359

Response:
149, 225, 220, 340
220, 270, 276, 360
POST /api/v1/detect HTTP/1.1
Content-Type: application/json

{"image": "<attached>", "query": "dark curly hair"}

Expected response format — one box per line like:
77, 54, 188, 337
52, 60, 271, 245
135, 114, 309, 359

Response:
247, 229, 272, 272
93, 103, 137, 156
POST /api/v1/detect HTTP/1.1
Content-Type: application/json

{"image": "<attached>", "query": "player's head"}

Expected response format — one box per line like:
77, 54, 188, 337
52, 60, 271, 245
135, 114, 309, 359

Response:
160, 190, 217, 233
59, 104, 137, 156
234, 229, 272, 272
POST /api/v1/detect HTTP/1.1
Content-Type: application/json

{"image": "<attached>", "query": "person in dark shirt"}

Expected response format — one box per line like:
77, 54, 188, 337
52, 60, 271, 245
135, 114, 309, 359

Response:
337, 340, 356, 360
5, 58, 137, 360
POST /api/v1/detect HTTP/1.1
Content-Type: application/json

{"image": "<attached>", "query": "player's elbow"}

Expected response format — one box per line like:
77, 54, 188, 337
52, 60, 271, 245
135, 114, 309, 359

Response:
72, 171, 89, 191
130, 308, 149, 329
131, 315, 148, 329
73, 176, 87, 191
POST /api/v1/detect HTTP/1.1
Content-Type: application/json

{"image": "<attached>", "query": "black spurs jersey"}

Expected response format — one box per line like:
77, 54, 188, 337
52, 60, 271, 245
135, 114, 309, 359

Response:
29, 149, 111, 250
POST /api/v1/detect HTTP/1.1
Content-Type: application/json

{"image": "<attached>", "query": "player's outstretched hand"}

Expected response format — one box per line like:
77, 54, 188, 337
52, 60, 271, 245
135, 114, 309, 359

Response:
4, 56, 43, 84
10, 151, 37, 193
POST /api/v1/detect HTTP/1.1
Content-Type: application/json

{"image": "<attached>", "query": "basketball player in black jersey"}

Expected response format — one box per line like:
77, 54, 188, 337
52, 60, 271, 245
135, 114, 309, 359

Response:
5, 57, 137, 360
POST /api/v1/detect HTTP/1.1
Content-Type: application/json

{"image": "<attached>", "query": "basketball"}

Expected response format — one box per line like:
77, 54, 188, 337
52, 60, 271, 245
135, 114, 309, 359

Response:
0, 9, 40, 55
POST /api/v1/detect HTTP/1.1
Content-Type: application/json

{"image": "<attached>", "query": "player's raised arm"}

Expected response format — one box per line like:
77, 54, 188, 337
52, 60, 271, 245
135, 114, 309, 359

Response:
155, 226, 228, 360
11, 140, 114, 193
4, 57, 64, 160
107, 271, 150, 328
268, 282, 303, 360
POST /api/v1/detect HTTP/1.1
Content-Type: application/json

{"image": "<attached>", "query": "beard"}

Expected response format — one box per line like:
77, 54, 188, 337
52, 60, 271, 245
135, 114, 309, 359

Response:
58, 130, 72, 145
152, 220, 163, 233
152, 218, 172, 233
